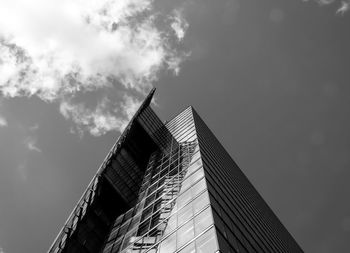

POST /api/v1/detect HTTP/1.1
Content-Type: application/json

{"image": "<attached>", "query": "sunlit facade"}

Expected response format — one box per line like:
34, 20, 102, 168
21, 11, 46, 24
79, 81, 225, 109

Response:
49, 89, 303, 253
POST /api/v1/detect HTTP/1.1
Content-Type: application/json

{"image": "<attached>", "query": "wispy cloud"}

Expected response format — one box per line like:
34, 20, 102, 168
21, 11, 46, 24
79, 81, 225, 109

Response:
120, 95, 142, 120
337, 1, 350, 14
303, 0, 350, 14
0, 0, 189, 136
170, 9, 189, 42
59, 95, 140, 136
24, 136, 41, 153
0, 115, 7, 127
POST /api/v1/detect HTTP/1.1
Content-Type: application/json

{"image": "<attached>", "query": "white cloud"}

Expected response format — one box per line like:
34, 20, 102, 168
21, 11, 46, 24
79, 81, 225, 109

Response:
121, 95, 142, 120
24, 136, 42, 152
315, 0, 336, 4
170, 9, 189, 41
59, 96, 140, 136
303, 0, 350, 14
302, 0, 336, 5
0, 0, 189, 135
0, 247, 5, 253
336, 1, 350, 14
0, 115, 7, 127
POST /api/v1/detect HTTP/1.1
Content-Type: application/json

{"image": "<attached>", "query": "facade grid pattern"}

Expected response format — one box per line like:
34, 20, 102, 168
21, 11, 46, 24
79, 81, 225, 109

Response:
102, 141, 218, 253
48, 90, 303, 253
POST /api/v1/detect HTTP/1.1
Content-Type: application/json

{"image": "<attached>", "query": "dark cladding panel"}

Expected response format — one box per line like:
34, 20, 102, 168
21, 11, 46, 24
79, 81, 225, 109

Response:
102, 120, 159, 206
191, 107, 303, 253
137, 106, 179, 153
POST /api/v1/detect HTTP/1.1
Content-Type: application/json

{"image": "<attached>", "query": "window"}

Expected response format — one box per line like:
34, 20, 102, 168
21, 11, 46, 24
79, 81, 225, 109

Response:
190, 152, 201, 165
180, 177, 192, 193
147, 247, 158, 253
121, 229, 135, 250
195, 227, 218, 253
178, 241, 195, 253
186, 158, 202, 176
192, 178, 206, 197
190, 168, 204, 185
194, 207, 213, 236
177, 220, 195, 249
159, 232, 176, 253
118, 221, 130, 238
193, 191, 209, 214
164, 215, 177, 235
178, 203, 193, 227
177, 189, 192, 210
137, 218, 150, 236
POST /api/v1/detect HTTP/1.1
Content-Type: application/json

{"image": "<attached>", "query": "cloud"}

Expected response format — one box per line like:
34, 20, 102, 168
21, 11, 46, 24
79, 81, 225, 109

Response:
0, 0, 189, 135
59, 95, 140, 136
309, 0, 337, 4
0, 247, 5, 253
120, 94, 142, 120
336, 1, 350, 14
24, 136, 42, 152
170, 9, 189, 42
303, 0, 350, 14
0, 115, 7, 127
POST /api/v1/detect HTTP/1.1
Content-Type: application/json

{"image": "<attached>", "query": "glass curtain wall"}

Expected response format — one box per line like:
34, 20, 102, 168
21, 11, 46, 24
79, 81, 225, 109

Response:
102, 141, 218, 253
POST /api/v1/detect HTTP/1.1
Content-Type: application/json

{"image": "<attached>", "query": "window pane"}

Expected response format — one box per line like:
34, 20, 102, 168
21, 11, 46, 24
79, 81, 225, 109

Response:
111, 237, 122, 253
192, 145, 200, 155
180, 177, 192, 193
178, 241, 195, 253
159, 232, 176, 253
194, 207, 213, 236
190, 152, 201, 165
195, 227, 218, 253
177, 189, 192, 210
190, 169, 204, 186
177, 220, 194, 249
164, 215, 177, 235
178, 203, 193, 227
121, 229, 136, 250
192, 177, 206, 197
193, 191, 209, 214
186, 158, 202, 177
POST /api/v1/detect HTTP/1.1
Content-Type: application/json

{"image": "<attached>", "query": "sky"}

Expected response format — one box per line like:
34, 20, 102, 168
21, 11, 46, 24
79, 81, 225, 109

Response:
0, 0, 350, 252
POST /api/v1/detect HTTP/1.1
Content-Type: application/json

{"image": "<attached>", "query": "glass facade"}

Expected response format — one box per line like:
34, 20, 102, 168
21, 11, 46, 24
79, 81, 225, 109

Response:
102, 142, 216, 253
48, 89, 303, 253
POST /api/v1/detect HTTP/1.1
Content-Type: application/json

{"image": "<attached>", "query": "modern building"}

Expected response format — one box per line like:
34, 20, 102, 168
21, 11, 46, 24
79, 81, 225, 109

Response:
48, 89, 303, 253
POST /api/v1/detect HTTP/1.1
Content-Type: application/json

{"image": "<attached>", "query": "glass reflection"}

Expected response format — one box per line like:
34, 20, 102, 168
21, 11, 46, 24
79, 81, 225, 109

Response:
195, 227, 218, 253
177, 220, 194, 249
